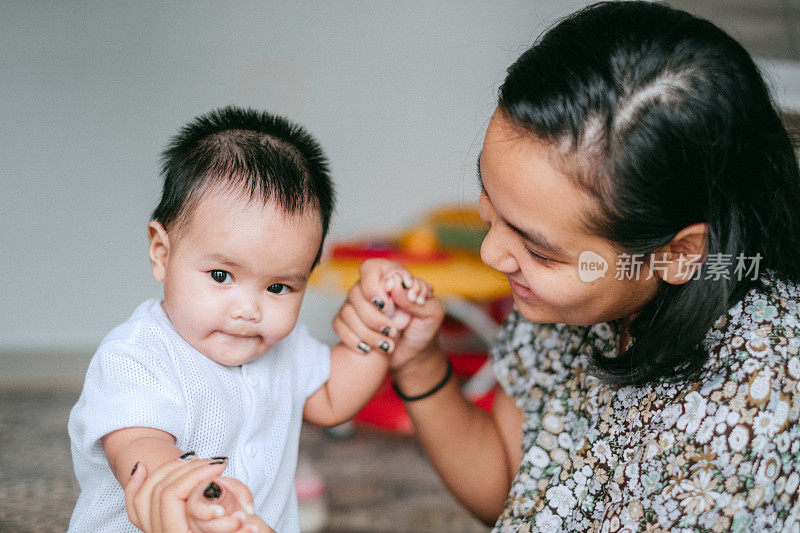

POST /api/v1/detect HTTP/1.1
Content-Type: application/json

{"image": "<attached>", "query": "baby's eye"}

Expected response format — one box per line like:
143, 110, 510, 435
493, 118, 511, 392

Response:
209, 270, 233, 284
267, 283, 290, 295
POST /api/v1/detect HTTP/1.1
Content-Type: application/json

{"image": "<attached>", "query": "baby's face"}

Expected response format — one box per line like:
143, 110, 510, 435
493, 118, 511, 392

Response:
150, 189, 322, 366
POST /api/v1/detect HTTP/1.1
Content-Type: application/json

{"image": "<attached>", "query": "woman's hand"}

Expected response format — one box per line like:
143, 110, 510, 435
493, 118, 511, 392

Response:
125, 457, 275, 532
186, 476, 270, 533
333, 258, 445, 372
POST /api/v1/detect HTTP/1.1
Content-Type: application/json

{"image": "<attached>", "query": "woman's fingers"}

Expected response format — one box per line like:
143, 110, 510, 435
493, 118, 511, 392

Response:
186, 476, 255, 524
214, 477, 256, 514
334, 304, 394, 354
357, 259, 407, 315
186, 479, 228, 522
192, 514, 245, 533
129, 456, 201, 530
146, 458, 229, 532
346, 283, 399, 337
123, 461, 147, 528
340, 278, 400, 339
190, 477, 272, 533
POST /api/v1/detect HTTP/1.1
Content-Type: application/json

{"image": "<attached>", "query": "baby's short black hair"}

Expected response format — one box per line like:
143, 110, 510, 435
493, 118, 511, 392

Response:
152, 106, 334, 264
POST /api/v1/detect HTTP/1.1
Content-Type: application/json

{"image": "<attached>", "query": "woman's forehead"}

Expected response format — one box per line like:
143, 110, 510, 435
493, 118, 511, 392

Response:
479, 116, 606, 256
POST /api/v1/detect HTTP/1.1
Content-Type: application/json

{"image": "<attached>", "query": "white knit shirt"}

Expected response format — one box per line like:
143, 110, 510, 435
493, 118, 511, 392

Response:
68, 298, 331, 532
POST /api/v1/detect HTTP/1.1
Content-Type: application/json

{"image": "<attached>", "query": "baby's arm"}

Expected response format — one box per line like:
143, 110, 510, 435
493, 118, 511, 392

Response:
102, 426, 184, 488
302, 268, 432, 426
302, 342, 390, 426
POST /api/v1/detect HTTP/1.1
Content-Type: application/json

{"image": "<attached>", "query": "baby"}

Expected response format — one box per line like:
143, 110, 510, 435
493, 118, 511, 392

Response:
68, 106, 424, 532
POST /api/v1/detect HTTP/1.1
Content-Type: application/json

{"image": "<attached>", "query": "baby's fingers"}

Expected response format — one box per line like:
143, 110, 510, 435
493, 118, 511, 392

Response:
390, 275, 434, 310
405, 278, 434, 305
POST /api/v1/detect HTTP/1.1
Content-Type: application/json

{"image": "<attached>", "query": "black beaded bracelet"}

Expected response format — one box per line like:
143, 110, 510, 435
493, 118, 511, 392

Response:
392, 358, 453, 402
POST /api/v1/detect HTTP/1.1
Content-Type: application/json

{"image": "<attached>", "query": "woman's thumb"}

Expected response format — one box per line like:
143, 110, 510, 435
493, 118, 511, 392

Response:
125, 460, 147, 492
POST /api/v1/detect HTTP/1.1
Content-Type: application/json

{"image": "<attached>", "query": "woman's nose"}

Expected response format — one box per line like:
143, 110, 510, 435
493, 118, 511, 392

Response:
480, 227, 518, 274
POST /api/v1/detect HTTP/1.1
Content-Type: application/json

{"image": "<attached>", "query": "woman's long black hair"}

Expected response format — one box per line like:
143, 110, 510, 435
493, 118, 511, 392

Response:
499, 1, 800, 385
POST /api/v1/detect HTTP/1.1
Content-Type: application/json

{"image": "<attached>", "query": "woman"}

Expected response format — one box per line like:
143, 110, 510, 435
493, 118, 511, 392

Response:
336, 1, 800, 531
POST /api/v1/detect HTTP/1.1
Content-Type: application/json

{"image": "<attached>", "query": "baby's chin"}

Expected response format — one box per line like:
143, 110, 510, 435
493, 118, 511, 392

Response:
203, 347, 268, 366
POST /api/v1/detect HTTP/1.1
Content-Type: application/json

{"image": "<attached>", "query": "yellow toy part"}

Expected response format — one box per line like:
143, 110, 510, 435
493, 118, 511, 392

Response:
310, 205, 510, 301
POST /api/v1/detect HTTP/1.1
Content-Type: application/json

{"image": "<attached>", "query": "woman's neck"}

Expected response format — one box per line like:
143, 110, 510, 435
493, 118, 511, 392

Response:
615, 315, 635, 353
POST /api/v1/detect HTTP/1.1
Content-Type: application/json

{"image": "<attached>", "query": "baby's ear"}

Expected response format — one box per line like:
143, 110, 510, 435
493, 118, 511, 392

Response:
147, 221, 170, 282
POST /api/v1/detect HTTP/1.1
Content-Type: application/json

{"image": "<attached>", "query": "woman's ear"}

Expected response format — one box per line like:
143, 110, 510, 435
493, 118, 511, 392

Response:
147, 221, 170, 282
652, 222, 708, 285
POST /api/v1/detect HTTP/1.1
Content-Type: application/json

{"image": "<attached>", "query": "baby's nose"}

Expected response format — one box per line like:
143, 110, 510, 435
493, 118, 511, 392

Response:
232, 299, 261, 322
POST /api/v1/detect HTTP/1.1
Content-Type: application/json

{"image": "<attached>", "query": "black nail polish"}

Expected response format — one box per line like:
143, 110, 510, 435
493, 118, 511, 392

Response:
178, 451, 196, 460
130, 461, 139, 477
401, 278, 411, 290
379, 341, 391, 352
204, 481, 222, 499
209, 456, 228, 464
380, 326, 391, 337
372, 297, 385, 310
357, 341, 370, 353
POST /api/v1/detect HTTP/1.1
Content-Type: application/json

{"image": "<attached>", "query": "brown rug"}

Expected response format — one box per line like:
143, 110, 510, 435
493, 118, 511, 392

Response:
0, 387, 485, 532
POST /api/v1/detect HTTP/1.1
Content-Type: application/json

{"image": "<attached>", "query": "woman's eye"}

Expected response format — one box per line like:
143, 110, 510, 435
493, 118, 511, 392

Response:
267, 283, 290, 295
209, 270, 233, 284
525, 246, 554, 265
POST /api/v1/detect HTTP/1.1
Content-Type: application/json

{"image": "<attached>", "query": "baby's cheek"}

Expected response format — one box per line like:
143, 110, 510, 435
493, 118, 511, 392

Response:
267, 305, 303, 341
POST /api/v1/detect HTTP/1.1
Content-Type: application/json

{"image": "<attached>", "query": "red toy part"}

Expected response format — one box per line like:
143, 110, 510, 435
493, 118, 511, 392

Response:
331, 242, 451, 264
352, 353, 497, 434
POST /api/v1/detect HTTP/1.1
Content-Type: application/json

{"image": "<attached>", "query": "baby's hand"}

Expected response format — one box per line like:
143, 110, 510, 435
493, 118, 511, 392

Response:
187, 476, 260, 532
333, 259, 444, 371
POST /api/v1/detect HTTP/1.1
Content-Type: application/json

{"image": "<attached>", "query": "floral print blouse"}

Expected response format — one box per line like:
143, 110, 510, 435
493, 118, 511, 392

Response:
491, 271, 800, 532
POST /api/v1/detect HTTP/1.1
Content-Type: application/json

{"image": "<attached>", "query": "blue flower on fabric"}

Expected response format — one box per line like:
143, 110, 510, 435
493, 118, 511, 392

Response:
744, 299, 778, 322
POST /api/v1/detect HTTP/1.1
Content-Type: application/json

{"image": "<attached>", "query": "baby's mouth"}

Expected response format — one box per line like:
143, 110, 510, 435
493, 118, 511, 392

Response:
219, 330, 260, 340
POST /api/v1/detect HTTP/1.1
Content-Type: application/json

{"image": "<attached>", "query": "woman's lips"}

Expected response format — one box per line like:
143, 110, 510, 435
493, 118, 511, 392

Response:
508, 277, 535, 300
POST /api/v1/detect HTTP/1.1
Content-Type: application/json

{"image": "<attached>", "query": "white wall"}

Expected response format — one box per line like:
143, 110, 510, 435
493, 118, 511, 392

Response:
2, 2, 798, 382
0, 1, 594, 368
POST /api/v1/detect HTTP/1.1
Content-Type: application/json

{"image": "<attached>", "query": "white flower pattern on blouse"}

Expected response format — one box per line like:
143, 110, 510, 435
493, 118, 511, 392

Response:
491, 271, 800, 532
